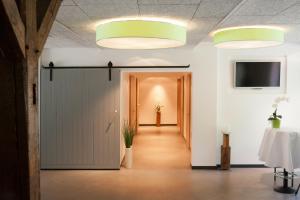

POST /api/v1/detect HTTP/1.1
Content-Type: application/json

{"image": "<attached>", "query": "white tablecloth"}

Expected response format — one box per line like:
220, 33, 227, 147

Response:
259, 128, 300, 172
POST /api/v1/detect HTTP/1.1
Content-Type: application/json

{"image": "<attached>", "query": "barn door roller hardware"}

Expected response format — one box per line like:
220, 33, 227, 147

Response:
43, 61, 190, 81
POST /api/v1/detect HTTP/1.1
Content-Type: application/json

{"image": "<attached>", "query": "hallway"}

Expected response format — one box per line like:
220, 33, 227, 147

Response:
131, 126, 191, 169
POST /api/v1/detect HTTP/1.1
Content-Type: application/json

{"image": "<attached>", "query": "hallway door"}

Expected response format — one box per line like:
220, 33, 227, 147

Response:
185, 74, 192, 149
177, 77, 184, 135
129, 75, 138, 129
40, 68, 120, 169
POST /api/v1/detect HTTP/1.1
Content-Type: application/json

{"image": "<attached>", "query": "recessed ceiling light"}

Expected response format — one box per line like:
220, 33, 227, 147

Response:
96, 20, 186, 49
212, 26, 285, 49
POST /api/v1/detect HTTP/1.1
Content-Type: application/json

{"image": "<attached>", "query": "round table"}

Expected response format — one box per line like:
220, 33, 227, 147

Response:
259, 128, 300, 194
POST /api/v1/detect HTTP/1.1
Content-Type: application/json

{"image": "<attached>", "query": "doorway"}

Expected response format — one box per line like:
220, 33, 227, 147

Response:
125, 72, 192, 169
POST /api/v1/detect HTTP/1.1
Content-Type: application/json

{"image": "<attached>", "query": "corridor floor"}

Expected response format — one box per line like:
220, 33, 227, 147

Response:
131, 126, 190, 169
41, 126, 299, 200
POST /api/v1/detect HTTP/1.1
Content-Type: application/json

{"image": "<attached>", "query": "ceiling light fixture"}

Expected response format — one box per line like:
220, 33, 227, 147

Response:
96, 20, 186, 49
212, 26, 284, 49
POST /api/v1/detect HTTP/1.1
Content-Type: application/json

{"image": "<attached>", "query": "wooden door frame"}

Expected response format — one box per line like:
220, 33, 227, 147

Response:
129, 75, 138, 130
127, 72, 192, 149
181, 73, 192, 149
177, 76, 185, 136
136, 78, 139, 131
177, 78, 182, 134
185, 74, 192, 149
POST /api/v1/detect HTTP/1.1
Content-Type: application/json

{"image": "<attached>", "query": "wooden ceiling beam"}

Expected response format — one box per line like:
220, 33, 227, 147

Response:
1, 0, 26, 57
37, 0, 61, 55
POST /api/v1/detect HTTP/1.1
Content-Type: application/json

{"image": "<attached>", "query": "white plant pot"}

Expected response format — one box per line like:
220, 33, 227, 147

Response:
125, 147, 133, 169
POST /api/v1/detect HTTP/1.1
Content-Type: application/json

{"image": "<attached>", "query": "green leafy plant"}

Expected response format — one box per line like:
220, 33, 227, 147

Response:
155, 104, 164, 112
123, 122, 135, 148
268, 109, 282, 121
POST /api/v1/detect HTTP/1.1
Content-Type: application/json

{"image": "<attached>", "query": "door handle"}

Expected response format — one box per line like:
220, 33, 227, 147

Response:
105, 122, 113, 133
105, 109, 118, 133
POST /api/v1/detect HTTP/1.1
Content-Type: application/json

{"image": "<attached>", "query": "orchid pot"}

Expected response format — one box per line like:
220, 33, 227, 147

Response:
268, 96, 289, 129
272, 119, 281, 129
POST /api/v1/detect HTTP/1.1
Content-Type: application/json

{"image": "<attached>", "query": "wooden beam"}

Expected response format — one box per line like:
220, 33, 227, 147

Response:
37, 0, 61, 53
0, 0, 61, 199
24, 0, 40, 199
1, 0, 25, 57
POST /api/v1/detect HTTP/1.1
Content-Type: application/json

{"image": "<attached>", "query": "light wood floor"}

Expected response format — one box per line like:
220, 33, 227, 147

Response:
41, 126, 299, 200
130, 126, 190, 169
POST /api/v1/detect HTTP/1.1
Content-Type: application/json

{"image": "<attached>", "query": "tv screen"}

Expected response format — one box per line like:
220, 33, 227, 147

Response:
235, 61, 281, 87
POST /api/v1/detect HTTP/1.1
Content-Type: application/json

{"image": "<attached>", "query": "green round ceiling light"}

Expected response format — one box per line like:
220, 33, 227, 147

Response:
212, 26, 284, 49
96, 20, 186, 49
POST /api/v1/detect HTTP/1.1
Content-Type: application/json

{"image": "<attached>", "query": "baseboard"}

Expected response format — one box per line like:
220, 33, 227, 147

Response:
40, 168, 120, 170
139, 124, 177, 126
229, 164, 267, 168
192, 164, 267, 170
192, 166, 218, 170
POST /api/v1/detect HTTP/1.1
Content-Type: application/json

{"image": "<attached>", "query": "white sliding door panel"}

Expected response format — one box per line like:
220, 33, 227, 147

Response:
41, 68, 120, 169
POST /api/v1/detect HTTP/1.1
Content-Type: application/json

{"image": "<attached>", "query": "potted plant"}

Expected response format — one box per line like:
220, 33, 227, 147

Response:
122, 122, 135, 168
268, 109, 282, 128
268, 96, 289, 129
155, 104, 163, 127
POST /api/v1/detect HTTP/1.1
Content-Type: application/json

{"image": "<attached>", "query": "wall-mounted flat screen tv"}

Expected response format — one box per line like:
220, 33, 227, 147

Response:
234, 61, 281, 88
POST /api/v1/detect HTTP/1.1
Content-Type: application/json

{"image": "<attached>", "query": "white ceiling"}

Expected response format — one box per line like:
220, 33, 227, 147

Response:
45, 0, 300, 49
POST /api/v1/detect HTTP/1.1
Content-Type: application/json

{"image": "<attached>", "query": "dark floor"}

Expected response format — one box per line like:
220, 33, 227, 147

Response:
41, 126, 299, 200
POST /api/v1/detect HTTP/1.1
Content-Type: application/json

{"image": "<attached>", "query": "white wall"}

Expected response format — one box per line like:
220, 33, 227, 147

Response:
217, 44, 300, 164
192, 44, 218, 166
41, 43, 300, 166
41, 45, 218, 167
138, 77, 178, 125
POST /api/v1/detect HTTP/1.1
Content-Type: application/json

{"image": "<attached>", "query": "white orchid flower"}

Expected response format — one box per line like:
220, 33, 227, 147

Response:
275, 97, 281, 103
272, 104, 278, 108
282, 96, 288, 101
221, 125, 231, 135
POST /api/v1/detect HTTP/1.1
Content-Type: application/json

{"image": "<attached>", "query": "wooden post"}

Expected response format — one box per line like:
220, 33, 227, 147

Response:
221, 134, 231, 170
24, 1, 40, 199
223, 133, 229, 147
0, 1, 62, 199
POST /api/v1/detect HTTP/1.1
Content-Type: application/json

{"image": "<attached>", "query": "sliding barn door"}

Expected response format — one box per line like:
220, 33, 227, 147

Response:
40, 68, 120, 169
